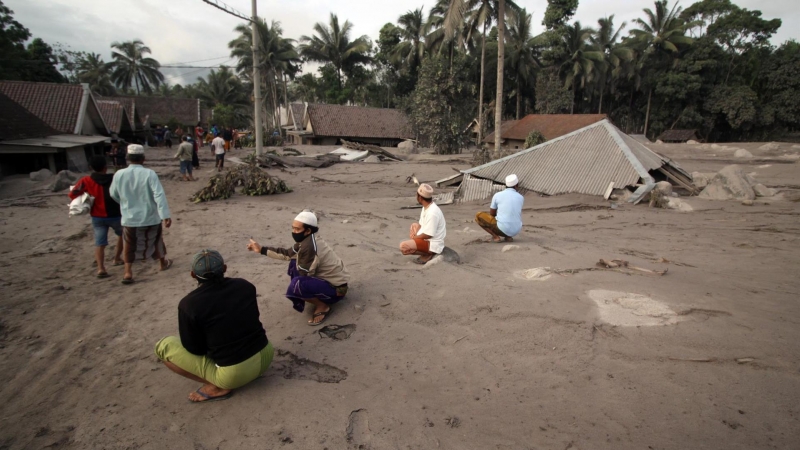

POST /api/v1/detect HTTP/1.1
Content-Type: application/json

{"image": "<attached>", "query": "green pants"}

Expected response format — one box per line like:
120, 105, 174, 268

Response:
154, 336, 274, 390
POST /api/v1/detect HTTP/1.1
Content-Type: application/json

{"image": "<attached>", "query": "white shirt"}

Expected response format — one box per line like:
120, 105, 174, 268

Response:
417, 202, 446, 254
212, 137, 226, 155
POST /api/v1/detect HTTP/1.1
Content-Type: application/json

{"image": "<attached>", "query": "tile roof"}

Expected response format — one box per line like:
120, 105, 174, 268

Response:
307, 104, 412, 139
658, 129, 699, 142
465, 119, 679, 197
101, 97, 137, 129
483, 114, 607, 143
0, 81, 85, 134
115, 96, 200, 126
96, 100, 130, 134
0, 92, 60, 141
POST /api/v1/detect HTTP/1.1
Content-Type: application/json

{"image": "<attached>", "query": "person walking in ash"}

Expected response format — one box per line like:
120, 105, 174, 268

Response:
164, 128, 173, 149
108, 139, 126, 170
211, 133, 226, 172
195, 122, 204, 148
154, 249, 273, 403
68, 156, 124, 278
110, 144, 173, 284
246, 211, 350, 326
189, 136, 200, 169
174, 136, 196, 181
222, 127, 233, 152
399, 184, 446, 265
475, 174, 524, 242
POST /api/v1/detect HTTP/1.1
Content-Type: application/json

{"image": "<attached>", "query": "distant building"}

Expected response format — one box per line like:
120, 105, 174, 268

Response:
657, 129, 701, 143
0, 81, 110, 175
483, 114, 608, 149
287, 104, 412, 147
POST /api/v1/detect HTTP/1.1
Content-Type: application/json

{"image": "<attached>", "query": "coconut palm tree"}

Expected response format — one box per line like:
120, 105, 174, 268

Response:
229, 19, 300, 132
591, 16, 633, 114
463, 0, 519, 143
392, 8, 427, 72
558, 22, 604, 114
494, 0, 506, 153
195, 66, 249, 107
77, 52, 115, 96
506, 8, 539, 119
631, 0, 694, 135
109, 40, 164, 95
298, 13, 371, 88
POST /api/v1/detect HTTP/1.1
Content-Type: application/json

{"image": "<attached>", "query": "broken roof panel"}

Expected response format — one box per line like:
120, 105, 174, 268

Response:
464, 120, 682, 197
307, 104, 412, 139
483, 114, 607, 143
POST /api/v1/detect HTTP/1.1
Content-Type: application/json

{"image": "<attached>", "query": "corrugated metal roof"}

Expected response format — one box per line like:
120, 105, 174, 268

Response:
457, 174, 506, 203
464, 120, 670, 197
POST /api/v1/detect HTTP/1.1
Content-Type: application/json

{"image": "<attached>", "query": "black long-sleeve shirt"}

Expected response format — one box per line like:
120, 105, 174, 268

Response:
177, 278, 268, 366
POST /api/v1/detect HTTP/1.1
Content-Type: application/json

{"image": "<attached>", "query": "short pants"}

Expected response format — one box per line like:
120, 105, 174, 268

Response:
399, 238, 430, 255
215, 153, 225, 167
154, 336, 274, 390
179, 160, 193, 175
91, 216, 123, 247
475, 212, 510, 238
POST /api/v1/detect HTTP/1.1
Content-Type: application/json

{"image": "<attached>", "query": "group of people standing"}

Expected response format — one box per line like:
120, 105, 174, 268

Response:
70, 144, 525, 402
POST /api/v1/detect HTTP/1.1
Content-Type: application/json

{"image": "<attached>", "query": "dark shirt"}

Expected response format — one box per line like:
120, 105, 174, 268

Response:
178, 278, 268, 366
223, 129, 233, 141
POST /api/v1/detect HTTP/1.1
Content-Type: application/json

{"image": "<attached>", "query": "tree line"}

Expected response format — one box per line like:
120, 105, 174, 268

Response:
1, 0, 798, 148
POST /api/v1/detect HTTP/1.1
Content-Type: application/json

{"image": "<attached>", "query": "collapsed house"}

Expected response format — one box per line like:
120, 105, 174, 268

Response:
96, 100, 134, 139
453, 119, 695, 202
0, 81, 110, 174
657, 129, 701, 143
286, 104, 412, 147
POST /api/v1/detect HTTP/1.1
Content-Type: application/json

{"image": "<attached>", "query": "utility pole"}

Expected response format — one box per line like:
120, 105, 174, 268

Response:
251, 0, 263, 156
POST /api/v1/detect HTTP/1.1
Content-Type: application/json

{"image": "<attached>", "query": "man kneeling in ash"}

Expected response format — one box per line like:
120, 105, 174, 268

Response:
247, 211, 350, 326
475, 174, 524, 242
155, 250, 273, 402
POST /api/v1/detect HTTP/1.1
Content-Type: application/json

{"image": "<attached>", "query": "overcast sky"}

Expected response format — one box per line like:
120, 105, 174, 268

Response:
7, 0, 799, 86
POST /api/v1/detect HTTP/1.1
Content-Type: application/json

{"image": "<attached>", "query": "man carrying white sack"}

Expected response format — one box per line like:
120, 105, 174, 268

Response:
246, 211, 350, 326
399, 183, 447, 265
475, 174, 524, 242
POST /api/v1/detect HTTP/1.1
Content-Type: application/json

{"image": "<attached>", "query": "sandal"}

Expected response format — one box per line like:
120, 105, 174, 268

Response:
308, 309, 331, 326
97, 272, 110, 279
121, 278, 135, 285
413, 257, 431, 265
189, 388, 233, 403
160, 259, 173, 271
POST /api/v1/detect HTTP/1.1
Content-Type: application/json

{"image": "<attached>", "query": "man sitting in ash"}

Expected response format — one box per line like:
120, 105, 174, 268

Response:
475, 174, 524, 242
247, 211, 350, 326
399, 183, 446, 265
154, 250, 273, 402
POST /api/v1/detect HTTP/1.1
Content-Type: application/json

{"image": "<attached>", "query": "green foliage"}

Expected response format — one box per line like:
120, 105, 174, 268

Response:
0, 2, 64, 83
190, 160, 291, 203
109, 40, 164, 94
298, 13, 372, 88
705, 85, 758, 130
543, 0, 579, 31
524, 130, 546, 148
535, 67, 572, 113
407, 54, 475, 154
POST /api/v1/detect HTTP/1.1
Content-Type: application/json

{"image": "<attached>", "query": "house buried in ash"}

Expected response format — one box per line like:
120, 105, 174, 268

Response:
447, 119, 696, 203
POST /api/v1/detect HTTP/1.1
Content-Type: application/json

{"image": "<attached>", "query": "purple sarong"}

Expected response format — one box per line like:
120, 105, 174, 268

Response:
285, 260, 346, 312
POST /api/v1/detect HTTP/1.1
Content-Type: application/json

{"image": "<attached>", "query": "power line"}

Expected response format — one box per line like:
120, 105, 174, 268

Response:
198, 0, 252, 22
160, 55, 232, 66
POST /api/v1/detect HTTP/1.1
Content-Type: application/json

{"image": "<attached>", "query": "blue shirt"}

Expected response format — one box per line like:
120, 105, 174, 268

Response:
110, 164, 171, 227
490, 188, 524, 237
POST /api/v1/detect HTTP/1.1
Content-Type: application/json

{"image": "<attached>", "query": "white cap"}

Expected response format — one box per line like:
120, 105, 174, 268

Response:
294, 211, 318, 227
127, 144, 145, 155
505, 174, 519, 187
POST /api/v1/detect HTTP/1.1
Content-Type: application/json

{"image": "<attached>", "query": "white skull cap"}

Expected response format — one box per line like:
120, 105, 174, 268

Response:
294, 211, 318, 227
505, 174, 519, 187
127, 144, 145, 155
